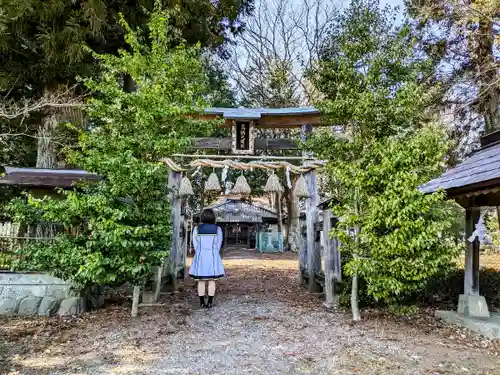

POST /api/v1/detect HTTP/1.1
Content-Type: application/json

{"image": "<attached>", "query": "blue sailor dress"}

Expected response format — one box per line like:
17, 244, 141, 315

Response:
189, 223, 225, 280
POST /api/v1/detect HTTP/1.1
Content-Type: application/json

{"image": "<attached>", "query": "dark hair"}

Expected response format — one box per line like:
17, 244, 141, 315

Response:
200, 209, 216, 224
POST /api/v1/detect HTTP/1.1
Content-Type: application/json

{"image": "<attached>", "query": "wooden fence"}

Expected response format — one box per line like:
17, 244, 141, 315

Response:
299, 212, 342, 307
0, 222, 72, 269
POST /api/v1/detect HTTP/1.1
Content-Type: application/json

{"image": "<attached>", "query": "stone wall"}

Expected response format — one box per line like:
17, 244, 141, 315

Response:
0, 272, 86, 316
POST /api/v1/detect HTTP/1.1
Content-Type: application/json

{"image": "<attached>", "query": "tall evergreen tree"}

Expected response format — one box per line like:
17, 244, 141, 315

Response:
0, 0, 253, 167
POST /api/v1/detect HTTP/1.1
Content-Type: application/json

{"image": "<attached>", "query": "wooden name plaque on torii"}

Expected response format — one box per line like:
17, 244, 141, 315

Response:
193, 107, 325, 153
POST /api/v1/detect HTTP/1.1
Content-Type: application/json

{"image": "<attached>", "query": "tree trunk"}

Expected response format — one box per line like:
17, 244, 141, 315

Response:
475, 19, 499, 133
351, 273, 361, 321
36, 113, 58, 168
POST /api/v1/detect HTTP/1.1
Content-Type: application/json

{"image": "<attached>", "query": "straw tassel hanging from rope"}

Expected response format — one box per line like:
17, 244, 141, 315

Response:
205, 170, 221, 192
264, 172, 283, 193
293, 174, 309, 198
178, 175, 194, 196
232, 174, 251, 195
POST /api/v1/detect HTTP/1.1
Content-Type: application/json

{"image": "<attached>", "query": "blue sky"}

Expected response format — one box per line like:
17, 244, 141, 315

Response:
334, 0, 405, 23
380, 0, 404, 8
380, 0, 405, 21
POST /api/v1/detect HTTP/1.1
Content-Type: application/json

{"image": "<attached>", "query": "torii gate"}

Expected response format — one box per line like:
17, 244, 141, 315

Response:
133, 107, 341, 315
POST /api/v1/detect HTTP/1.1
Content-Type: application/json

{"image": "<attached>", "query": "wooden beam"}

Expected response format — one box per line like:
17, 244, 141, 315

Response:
257, 114, 324, 128
192, 114, 325, 128
172, 153, 314, 160
448, 179, 500, 204
257, 138, 299, 150
455, 191, 500, 208
193, 137, 231, 149
192, 137, 299, 150
464, 208, 480, 295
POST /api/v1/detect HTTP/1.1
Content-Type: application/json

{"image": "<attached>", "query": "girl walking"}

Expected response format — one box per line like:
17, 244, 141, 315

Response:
189, 209, 224, 308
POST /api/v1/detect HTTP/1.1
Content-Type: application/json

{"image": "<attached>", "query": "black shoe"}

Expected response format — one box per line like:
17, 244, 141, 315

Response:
199, 296, 206, 308
206, 296, 214, 308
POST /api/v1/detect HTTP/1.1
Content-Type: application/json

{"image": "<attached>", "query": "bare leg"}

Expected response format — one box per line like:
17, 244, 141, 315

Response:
197, 281, 206, 307
207, 280, 216, 308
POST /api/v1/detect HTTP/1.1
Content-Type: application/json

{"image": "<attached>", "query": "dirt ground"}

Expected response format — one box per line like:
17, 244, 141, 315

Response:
1, 249, 500, 375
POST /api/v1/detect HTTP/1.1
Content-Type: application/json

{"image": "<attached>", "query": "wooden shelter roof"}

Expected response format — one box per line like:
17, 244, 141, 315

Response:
0, 167, 101, 188
197, 199, 277, 223
204, 107, 320, 120
199, 107, 323, 128
420, 130, 500, 207
421, 140, 500, 196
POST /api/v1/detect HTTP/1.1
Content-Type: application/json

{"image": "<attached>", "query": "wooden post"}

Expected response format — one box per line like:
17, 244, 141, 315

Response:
314, 223, 321, 283
276, 191, 283, 236
152, 266, 162, 302
351, 188, 361, 321
256, 225, 259, 251
131, 285, 140, 317
464, 207, 481, 295
288, 180, 300, 252
299, 124, 313, 286
168, 171, 182, 290
305, 168, 321, 293
332, 221, 342, 283
299, 225, 307, 284
183, 215, 189, 280
322, 208, 337, 308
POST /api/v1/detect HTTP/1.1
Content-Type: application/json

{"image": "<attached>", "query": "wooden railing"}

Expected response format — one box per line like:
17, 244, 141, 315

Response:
0, 222, 75, 270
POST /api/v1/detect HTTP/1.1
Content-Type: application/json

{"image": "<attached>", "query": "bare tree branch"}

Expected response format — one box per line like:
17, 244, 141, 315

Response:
0, 85, 85, 121
225, 0, 337, 106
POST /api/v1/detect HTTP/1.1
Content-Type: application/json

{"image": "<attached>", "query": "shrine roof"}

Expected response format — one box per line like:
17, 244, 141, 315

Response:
198, 199, 278, 223
0, 166, 102, 188
203, 107, 320, 121
420, 131, 500, 197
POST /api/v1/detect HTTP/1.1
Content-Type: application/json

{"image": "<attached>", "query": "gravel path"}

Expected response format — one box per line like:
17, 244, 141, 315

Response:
1, 250, 499, 375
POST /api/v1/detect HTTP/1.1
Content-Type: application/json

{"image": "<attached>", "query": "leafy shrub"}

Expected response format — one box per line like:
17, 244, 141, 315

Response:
337, 265, 500, 313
